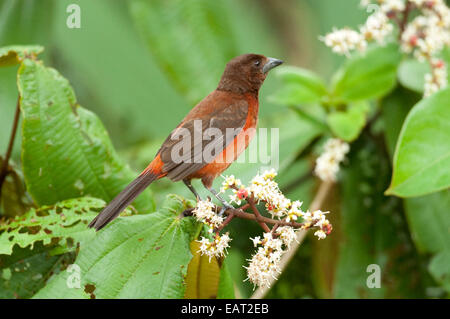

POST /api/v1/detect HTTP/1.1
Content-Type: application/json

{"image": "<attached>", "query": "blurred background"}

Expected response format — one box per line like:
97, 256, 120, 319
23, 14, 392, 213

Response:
1, 0, 445, 298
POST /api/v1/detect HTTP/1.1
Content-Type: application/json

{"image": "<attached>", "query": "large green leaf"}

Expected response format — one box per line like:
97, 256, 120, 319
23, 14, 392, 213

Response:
0, 197, 104, 255
17, 57, 154, 211
387, 88, 450, 197
332, 44, 401, 102
34, 195, 198, 299
0, 242, 72, 299
270, 66, 327, 105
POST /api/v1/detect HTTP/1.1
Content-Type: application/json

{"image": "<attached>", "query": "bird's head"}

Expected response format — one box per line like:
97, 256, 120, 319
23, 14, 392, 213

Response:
217, 54, 283, 94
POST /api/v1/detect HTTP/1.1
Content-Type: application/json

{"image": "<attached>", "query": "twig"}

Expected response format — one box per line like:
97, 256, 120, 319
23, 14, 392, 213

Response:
0, 96, 21, 194
246, 196, 271, 232
250, 180, 333, 299
223, 208, 308, 229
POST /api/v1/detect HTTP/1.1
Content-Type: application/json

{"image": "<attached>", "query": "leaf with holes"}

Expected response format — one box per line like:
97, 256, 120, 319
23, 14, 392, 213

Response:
17, 57, 154, 212
0, 197, 104, 255
0, 242, 73, 299
0, 45, 43, 67
34, 195, 198, 299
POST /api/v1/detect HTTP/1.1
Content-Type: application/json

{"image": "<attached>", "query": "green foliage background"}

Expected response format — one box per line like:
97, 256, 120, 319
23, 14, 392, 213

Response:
0, 0, 448, 299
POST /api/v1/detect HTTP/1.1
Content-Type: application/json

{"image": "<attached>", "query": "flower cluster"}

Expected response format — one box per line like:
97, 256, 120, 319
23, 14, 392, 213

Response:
246, 233, 284, 288
314, 138, 350, 182
400, 0, 450, 96
192, 199, 223, 232
323, 0, 450, 96
321, 28, 367, 56
198, 233, 231, 262
195, 169, 333, 288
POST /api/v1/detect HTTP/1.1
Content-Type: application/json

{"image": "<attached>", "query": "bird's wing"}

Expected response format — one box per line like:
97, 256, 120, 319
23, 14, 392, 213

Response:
158, 98, 249, 181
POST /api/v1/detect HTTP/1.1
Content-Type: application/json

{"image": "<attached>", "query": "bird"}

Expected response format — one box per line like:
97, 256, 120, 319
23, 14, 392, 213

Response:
89, 54, 283, 230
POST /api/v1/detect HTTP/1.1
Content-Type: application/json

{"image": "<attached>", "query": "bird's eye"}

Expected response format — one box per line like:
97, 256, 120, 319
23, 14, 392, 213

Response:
254, 60, 261, 67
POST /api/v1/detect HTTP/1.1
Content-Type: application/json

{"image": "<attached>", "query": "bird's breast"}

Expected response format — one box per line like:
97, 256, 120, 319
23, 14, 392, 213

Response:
188, 94, 259, 181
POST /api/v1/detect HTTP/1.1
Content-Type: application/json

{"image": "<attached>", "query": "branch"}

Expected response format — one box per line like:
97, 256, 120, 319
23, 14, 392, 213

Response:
250, 180, 333, 299
223, 207, 308, 229
0, 96, 21, 194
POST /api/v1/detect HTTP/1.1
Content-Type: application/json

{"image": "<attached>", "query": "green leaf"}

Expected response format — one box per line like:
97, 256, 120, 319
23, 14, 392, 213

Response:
332, 44, 401, 102
429, 250, 450, 293
387, 87, 450, 197
0, 242, 72, 299
184, 241, 221, 299
0, 45, 43, 67
397, 59, 430, 93
0, 197, 104, 255
270, 66, 327, 105
404, 191, 450, 254
380, 87, 420, 158
217, 262, 235, 299
327, 101, 370, 142
34, 195, 198, 299
17, 58, 154, 212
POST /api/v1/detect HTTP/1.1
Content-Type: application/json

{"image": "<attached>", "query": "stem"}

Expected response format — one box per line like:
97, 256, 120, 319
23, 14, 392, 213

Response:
223, 208, 307, 228
250, 180, 333, 299
246, 196, 271, 232
0, 96, 20, 194
215, 212, 234, 232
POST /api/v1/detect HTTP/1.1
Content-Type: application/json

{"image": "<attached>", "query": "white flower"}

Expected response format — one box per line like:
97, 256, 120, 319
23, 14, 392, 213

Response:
285, 200, 303, 222
220, 175, 242, 193
247, 170, 292, 218
198, 233, 231, 261
424, 59, 448, 96
245, 232, 283, 288
251, 236, 261, 247
314, 138, 350, 182
380, 0, 406, 13
193, 199, 223, 229
314, 229, 327, 240
276, 226, 297, 248
360, 12, 394, 44
321, 28, 367, 56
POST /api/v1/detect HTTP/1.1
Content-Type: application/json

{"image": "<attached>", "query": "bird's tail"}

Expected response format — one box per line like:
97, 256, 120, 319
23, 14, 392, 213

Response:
88, 169, 159, 231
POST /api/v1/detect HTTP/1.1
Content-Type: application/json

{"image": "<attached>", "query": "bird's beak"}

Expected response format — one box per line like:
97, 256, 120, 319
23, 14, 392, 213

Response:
263, 57, 283, 73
